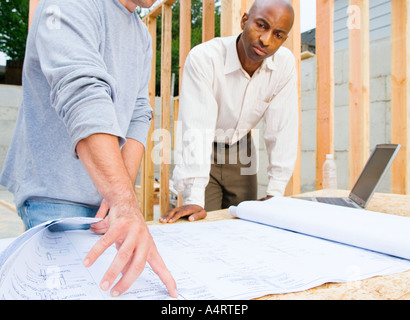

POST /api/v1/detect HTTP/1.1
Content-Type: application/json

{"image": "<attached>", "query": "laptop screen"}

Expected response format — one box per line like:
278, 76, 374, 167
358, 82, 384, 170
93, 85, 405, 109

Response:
350, 144, 400, 207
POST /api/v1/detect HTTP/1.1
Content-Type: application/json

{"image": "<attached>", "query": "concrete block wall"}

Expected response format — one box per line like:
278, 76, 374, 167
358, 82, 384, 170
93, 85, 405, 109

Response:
298, 35, 392, 193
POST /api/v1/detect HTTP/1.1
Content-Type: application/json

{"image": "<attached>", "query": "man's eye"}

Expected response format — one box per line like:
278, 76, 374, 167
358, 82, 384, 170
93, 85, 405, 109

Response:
257, 22, 265, 28
275, 32, 283, 39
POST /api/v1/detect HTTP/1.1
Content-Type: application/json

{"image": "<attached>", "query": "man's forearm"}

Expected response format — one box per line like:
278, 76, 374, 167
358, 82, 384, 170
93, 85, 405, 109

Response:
76, 133, 137, 207
121, 138, 145, 186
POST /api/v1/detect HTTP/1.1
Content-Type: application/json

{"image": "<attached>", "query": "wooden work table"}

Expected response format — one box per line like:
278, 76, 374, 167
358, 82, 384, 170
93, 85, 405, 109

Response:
2, 189, 409, 300
149, 190, 410, 300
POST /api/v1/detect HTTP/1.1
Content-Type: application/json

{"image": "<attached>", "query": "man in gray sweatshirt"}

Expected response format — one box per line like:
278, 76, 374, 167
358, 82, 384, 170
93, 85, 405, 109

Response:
0, 0, 177, 298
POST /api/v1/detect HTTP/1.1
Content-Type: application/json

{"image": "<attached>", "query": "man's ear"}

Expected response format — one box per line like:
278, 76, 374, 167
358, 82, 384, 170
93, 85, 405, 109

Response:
240, 13, 249, 30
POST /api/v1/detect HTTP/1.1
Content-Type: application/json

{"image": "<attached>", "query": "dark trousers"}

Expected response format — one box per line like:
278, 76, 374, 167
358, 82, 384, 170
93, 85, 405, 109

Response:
205, 133, 258, 211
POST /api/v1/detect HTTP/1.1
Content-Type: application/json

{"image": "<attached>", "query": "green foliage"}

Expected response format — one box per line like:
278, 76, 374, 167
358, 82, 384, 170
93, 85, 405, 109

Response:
153, 0, 221, 96
0, 0, 29, 61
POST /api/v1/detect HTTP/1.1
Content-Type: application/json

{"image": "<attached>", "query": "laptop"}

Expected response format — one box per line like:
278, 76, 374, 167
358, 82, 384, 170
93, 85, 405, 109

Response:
299, 144, 401, 209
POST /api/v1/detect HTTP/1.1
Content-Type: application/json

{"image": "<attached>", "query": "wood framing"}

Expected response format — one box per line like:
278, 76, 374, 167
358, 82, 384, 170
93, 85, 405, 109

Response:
284, 0, 301, 196
142, 16, 157, 220
221, 0, 243, 37
29, 0, 410, 214
241, 0, 254, 16
146, 0, 178, 19
202, 0, 215, 42
160, 4, 173, 215
179, 0, 192, 86
348, 0, 370, 188
391, 0, 410, 194
315, 0, 335, 190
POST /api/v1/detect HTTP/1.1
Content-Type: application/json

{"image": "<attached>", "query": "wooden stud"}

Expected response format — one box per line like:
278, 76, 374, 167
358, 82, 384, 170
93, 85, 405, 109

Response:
160, 4, 173, 215
142, 16, 157, 221
147, 0, 178, 19
315, 0, 335, 190
241, 0, 254, 16
221, 0, 242, 37
179, 0, 192, 89
348, 0, 370, 188
391, 0, 410, 194
202, 0, 215, 42
284, 0, 301, 196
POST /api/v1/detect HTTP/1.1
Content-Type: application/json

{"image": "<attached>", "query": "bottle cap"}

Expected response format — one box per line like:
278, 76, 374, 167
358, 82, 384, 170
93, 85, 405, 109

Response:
326, 154, 334, 160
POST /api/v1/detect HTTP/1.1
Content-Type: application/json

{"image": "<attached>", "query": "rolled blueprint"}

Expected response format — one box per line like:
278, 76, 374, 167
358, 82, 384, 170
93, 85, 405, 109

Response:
229, 196, 410, 260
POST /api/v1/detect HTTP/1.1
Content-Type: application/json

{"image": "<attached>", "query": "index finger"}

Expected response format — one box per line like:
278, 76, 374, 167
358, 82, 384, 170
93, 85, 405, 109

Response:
148, 245, 178, 298
103, 231, 148, 295
83, 227, 118, 267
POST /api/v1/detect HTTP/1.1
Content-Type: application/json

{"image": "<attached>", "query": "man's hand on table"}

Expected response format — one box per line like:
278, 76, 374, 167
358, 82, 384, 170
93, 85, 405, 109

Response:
76, 134, 177, 298
85, 194, 178, 298
160, 204, 207, 224
159, 197, 273, 224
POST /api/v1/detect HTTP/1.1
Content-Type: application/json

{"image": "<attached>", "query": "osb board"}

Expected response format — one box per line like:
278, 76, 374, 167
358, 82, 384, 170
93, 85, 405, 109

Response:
295, 190, 410, 218
148, 191, 410, 300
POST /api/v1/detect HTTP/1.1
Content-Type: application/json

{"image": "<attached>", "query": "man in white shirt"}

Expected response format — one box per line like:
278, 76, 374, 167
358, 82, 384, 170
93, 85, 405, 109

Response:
161, 0, 298, 223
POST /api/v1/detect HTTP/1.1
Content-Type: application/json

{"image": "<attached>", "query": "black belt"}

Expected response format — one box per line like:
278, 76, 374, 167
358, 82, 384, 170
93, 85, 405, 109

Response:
213, 132, 251, 148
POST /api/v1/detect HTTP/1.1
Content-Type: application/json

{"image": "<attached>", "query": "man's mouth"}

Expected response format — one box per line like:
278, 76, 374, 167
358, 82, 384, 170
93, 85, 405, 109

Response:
253, 46, 266, 56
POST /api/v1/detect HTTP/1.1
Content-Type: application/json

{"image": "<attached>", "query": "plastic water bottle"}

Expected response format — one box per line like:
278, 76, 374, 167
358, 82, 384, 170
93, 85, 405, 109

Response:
322, 154, 337, 189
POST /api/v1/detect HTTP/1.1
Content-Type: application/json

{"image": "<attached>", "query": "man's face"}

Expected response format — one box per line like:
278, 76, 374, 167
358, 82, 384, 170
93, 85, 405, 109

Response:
239, 3, 293, 64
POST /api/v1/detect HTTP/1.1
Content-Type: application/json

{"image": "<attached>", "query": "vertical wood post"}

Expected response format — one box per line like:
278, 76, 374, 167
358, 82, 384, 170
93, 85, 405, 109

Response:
241, 0, 254, 16
142, 16, 157, 221
348, 0, 370, 188
391, 0, 410, 194
180, 0, 192, 87
221, 0, 242, 37
315, 0, 335, 190
284, 0, 301, 196
202, 0, 215, 42
160, 4, 172, 215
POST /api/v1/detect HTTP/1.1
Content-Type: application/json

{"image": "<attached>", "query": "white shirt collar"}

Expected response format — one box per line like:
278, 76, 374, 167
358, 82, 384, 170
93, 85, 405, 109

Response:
224, 34, 277, 75
224, 35, 243, 74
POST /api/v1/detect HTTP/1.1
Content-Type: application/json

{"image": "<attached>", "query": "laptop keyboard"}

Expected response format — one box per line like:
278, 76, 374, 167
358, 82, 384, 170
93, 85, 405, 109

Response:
316, 197, 359, 208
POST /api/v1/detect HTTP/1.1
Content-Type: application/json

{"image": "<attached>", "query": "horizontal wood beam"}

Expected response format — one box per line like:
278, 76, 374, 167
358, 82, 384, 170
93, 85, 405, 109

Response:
143, 0, 178, 19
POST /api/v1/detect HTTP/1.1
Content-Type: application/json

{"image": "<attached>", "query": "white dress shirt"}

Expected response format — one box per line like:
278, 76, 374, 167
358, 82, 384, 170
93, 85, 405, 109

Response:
172, 35, 299, 208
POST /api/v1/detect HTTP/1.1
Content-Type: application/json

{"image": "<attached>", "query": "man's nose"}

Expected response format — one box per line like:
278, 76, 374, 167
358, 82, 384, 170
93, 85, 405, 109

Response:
259, 31, 271, 47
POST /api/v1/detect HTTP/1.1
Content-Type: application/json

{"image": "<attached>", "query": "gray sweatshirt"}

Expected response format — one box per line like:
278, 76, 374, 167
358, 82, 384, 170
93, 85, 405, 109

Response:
0, 0, 153, 208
